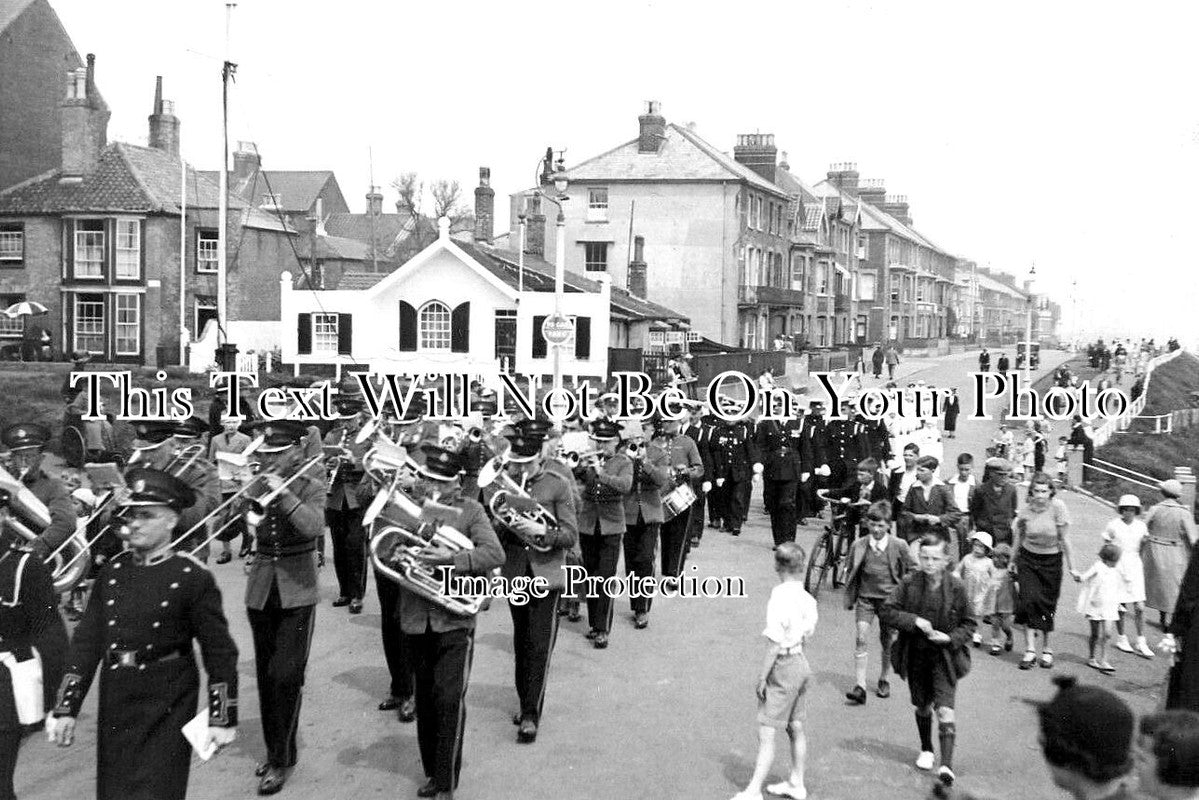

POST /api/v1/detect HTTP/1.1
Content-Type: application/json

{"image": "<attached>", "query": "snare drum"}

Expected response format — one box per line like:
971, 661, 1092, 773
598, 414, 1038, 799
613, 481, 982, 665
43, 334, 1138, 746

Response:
661, 482, 697, 521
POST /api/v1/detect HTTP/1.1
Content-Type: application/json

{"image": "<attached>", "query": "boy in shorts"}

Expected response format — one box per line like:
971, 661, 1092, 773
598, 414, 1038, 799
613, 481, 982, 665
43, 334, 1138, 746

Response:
731, 542, 817, 800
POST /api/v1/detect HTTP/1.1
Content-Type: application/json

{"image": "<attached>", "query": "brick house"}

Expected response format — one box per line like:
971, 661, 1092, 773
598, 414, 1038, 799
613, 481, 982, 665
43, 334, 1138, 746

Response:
0, 0, 102, 191
0, 64, 327, 363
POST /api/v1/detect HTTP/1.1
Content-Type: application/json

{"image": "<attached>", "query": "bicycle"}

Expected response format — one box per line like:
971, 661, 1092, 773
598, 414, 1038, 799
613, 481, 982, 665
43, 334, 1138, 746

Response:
804, 495, 867, 599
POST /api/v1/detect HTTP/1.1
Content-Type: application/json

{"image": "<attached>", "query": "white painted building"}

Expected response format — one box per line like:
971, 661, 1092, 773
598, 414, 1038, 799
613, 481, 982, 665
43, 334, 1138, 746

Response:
280, 219, 613, 380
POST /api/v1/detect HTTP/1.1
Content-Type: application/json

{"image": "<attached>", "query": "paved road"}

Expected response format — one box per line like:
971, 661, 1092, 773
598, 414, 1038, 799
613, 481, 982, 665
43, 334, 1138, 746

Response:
23, 349, 1171, 800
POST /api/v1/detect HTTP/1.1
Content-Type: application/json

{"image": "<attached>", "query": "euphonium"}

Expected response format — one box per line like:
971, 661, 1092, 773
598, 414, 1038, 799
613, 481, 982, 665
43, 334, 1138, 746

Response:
476, 458, 556, 553
369, 519, 483, 616
0, 464, 90, 594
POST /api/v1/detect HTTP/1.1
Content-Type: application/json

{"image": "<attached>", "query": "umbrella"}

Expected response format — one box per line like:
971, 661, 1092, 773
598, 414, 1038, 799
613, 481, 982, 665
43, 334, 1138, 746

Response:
3, 300, 48, 319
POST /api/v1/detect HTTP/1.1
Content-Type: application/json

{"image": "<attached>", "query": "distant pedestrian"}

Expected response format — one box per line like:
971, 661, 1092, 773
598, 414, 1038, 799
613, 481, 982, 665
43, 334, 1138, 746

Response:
872, 344, 885, 379
943, 389, 960, 439
1144, 479, 1198, 629
729, 542, 816, 800
996, 353, 1010, 376
978, 349, 990, 373
885, 346, 900, 380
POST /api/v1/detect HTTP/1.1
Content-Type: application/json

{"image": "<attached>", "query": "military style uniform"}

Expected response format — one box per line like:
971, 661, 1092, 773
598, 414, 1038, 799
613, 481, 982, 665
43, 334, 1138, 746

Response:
755, 417, 813, 547
821, 415, 870, 490
243, 423, 326, 779
574, 422, 633, 640
654, 431, 704, 579
324, 424, 370, 604
490, 426, 578, 734
681, 417, 714, 544
397, 447, 504, 796
622, 440, 671, 620
710, 419, 759, 536
0, 424, 75, 561
128, 419, 220, 560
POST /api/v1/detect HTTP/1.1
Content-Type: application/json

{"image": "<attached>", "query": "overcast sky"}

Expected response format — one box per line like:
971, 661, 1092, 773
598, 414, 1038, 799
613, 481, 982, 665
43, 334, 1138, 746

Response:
51, 0, 1199, 346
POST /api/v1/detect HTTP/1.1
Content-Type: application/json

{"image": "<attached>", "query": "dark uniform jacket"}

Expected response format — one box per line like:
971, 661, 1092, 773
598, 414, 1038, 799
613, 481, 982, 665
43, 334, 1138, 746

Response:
657, 432, 705, 484
21, 469, 76, 558
576, 453, 633, 535
681, 421, 715, 482
396, 491, 504, 634
880, 571, 975, 686
245, 458, 327, 610
969, 480, 1018, 540
0, 548, 67, 722
711, 421, 760, 482
323, 427, 369, 511
859, 416, 893, 464
624, 443, 672, 525
822, 417, 870, 465
803, 413, 828, 469
754, 418, 814, 481
495, 467, 578, 591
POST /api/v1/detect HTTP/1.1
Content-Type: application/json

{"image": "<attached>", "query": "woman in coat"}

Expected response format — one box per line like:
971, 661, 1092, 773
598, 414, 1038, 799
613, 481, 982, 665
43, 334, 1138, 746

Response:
1143, 479, 1198, 628
942, 389, 960, 439
1162, 546, 1199, 712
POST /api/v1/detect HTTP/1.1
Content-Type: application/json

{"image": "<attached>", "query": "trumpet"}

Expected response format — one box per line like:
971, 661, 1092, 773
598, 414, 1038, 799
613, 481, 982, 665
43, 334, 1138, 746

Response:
476, 458, 556, 552
560, 449, 604, 469
369, 519, 483, 617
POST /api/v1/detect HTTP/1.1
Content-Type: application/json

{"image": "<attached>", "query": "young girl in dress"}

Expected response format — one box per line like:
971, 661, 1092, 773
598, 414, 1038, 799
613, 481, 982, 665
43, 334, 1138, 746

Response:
1103, 495, 1153, 659
1077, 542, 1127, 673
954, 532, 995, 647
984, 543, 1016, 655
1018, 431, 1036, 485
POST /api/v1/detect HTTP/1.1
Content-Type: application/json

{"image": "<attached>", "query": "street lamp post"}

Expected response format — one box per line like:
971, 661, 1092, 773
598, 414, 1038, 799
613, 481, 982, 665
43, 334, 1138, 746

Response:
1025, 263, 1036, 385
531, 151, 570, 396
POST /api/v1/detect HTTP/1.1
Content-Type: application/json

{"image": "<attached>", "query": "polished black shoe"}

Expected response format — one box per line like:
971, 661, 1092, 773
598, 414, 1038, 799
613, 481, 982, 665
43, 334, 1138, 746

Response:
398, 697, 416, 723
845, 685, 868, 705
512, 712, 523, 725
254, 763, 272, 778
567, 605, 582, 622
585, 628, 599, 640
557, 603, 570, 617
378, 696, 400, 711
688, 537, 701, 548
730, 529, 741, 537
257, 766, 291, 796
332, 596, 351, 607
876, 679, 891, 699
417, 778, 439, 798
517, 718, 538, 743
349, 598, 364, 614
593, 632, 609, 649
633, 612, 648, 629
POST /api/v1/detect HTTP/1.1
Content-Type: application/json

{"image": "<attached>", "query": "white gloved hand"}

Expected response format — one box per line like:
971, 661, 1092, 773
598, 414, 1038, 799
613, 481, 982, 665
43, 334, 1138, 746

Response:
44, 715, 59, 743
701, 481, 712, 494
816, 465, 831, 477
752, 462, 763, 475
1159, 634, 1178, 656
801, 472, 810, 483
715, 478, 725, 488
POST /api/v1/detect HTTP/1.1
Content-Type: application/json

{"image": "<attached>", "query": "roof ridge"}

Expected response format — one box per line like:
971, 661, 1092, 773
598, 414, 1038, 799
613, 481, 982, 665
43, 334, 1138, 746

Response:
562, 134, 643, 181
113, 142, 167, 212
672, 124, 789, 197
0, 166, 61, 197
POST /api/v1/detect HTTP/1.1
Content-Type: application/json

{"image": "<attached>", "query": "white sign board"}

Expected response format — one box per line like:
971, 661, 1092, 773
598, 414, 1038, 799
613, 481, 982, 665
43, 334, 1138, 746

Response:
541, 314, 574, 347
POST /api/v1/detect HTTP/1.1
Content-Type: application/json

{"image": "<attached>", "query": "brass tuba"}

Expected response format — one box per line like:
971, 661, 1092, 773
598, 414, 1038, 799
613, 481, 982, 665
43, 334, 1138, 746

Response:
476, 457, 556, 553
369, 517, 484, 617
0, 464, 90, 594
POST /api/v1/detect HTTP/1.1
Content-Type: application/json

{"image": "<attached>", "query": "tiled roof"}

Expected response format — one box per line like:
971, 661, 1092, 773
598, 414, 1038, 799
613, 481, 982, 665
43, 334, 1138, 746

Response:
304, 234, 369, 261
198, 170, 336, 213
0, 143, 230, 215
773, 167, 819, 204
324, 212, 415, 246
0, 0, 34, 33
802, 205, 823, 231
334, 272, 388, 290
563, 123, 788, 197
812, 179, 949, 254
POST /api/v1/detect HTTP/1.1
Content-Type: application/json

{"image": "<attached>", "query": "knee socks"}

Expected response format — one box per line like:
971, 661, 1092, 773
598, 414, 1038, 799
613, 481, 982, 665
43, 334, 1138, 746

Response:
939, 722, 956, 769
916, 713, 933, 752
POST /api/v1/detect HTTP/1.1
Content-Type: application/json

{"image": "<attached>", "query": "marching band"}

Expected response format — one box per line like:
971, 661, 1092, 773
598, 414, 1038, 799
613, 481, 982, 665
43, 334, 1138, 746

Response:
0, 376, 911, 800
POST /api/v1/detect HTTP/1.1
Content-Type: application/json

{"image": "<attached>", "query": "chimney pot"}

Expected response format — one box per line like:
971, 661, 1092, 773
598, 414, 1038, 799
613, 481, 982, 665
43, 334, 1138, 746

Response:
60, 54, 109, 179
366, 189, 383, 216
148, 76, 180, 157
733, 131, 779, 185
826, 162, 860, 198
233, 141, 261, 184
638, 100, 666, 154
628, 235, 647, 299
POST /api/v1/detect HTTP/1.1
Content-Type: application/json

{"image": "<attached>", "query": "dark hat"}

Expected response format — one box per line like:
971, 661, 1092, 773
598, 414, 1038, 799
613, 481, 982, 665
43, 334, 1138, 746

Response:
396, 393, 427, 424
511, 419, 553, 440
1037, 675, 1134, 773
417, 444, 463, 481
474, 397, 499, 417
589, 420, 621, 441
119, 467, 196, 512
247, 419, 309, 452
170, 416, 208, 440
504, 434, 545, 463
131, 421, 178, 446
1, 423, 50, 451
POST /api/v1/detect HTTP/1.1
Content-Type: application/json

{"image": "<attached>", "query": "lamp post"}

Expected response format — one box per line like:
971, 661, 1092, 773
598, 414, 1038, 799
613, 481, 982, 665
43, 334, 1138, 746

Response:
1025, 263, 1036, 385
531, 150, 570, 395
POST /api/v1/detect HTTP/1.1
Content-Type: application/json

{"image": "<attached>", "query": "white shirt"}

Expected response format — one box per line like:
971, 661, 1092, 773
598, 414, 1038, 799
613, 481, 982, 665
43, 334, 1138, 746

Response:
762, 581, 818, 651
896, 468, 919, 502
947, 474, 975, 516
868, 533, 890, 553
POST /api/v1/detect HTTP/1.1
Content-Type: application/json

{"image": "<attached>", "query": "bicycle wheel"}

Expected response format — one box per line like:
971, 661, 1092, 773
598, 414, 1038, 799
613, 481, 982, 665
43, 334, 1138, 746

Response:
804, 530, 832, 599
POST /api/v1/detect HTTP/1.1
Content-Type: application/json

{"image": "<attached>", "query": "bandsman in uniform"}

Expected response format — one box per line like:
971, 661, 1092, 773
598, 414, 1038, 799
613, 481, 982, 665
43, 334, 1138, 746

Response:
324, 396, 370, 614
822, 398, 871, 491
572, 420, 632, 649
654, 414, 704, 582
398, 444, 504, 800
709, 405, 760, 537
755, 398, 813, 548
0, 423, 75, 562
242, 419, 326, 796
487, 419, 577, 744
679, 402, 714, 549
51, 468, 238, 800
622, 419, 671, 630
126, 418, 219, 561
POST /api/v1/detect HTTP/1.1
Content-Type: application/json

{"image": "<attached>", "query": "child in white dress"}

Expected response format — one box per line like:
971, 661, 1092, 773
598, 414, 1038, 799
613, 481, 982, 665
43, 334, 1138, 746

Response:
1102, 495, 1153, 658
1076, 543, 1127, 673
954, 532, 995, 647
983, 544, 1016, 655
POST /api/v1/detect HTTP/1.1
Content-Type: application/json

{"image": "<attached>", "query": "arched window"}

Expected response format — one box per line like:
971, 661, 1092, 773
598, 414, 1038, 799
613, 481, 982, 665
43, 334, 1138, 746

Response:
419, 301, 451, 350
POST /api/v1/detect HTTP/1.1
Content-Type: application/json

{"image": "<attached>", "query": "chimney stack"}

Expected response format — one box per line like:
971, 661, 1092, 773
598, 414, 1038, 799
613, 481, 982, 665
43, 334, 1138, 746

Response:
638, 101, 666, 154
524, 195, 546, 257
60, 54, 110, 180
474, 166, 494, 245
778, 150, 790, 172
826, 162, 860, 198
147, 76, 180, 157
857, 178, 886, 208
233, 141, 260, 185
882, 194, 912, 226
366, 188, 383, 216
733, 133, 779, 185
628, 235, 647, 299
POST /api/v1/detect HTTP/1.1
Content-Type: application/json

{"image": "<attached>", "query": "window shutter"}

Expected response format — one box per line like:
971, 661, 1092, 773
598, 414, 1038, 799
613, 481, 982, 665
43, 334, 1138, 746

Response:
297, 313, 311, 354
532, 315, 547, 358
574, 316, 591, 360
103, 219, 114, 281
450, 301, 470, 353
399, 301, 417, 351
337, 313, 353, 354
63, 220, 74, 278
